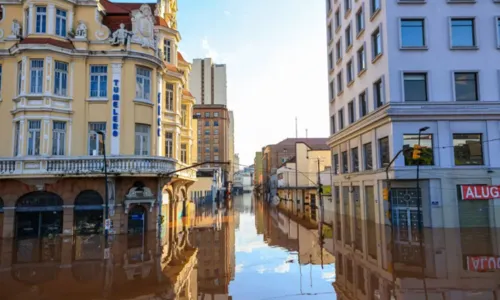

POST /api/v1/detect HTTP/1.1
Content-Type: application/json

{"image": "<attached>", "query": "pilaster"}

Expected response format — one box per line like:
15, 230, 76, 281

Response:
62, 206, 74, 235
21, 56, 27, 94
45, 56, 53, 95
28, 4, 34, 34
47, 4, 55, 35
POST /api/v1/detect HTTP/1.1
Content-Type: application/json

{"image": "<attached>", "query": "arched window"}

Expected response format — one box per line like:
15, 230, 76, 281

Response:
16, 191, 63, 211
74, 190, 103, 210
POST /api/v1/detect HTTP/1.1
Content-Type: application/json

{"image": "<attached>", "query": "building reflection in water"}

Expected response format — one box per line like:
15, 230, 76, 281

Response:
332, 216, 500, 300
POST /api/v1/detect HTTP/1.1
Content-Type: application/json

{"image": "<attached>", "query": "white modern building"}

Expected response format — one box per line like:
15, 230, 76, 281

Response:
326, 0, 500, 229
189, 58, 227, 105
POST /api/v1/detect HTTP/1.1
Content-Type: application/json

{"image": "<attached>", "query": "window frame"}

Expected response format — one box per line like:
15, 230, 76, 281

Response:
370, 0, 381, 18
337, 71, 343, 95
449, 17, 478, 49
378, 137, 390, 169
346, 59, 354, 85
134, 123, 151, 156
371, 25, 383, 61
164, 39, 172, 63
135, 66, 152, 102
348, 99, 356, 124
496, 17, 500, 49
52, 121, 66, 156
357, 43, 367, 74
351, 147, 359, 173
338, 108, 345, 130
399, 18, 427, 49
30, 59, 44, 94
89, 65, 108, 99
14, 121, 20, 156
35, 6, 47, 34
402, 71, 429, 102
359, 90, 368, 118
27, 120, 41, 156
330, 115, 336, 135
355, 5, 365, 37
452, 71, 480, 101
88, 122, 106, 155
363, 142, 373, 171
345, 23, 353, 50
17, 61, 23, 95
180, 143, 187, 163
54, 61, 68, 97
165, 83, 174, 111
55, 8, 67, 37
165, 131, 173, 157
373, 76, 385, 108
453, 133, 484, 166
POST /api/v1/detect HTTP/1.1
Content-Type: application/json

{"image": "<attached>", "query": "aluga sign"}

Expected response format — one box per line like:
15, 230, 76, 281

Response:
459, 185, 500, 200
466, 256, 500, 272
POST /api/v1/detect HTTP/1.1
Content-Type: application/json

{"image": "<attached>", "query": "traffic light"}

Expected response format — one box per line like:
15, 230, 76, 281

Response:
382, 188, 389, 201
412, 144, 422, 160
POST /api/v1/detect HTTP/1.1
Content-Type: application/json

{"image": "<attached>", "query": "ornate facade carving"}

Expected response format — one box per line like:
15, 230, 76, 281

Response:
10, 19, 21, 38
75, 20, 87, 39
94, 8, 110, 41
109, 23, 131, 47
130, 4, 155, 48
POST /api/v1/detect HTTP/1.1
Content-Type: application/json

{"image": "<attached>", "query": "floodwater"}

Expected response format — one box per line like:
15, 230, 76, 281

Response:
2, 194, 499, 299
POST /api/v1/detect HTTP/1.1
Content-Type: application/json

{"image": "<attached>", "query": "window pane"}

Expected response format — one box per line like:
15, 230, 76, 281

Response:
403, 134, 433, 166
454, 72, 478, 101
451, 19, 475, 47
453, 134, 483, 165
363, 143, 372, 170
379, 137, 389, 167
342, 151, 348, 173
351, 147, 359, 172
401, 19, 424, 47
404, 73, 427, 101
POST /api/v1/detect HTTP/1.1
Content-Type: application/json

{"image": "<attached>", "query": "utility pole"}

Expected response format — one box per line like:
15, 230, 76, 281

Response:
97, 131, 110, 240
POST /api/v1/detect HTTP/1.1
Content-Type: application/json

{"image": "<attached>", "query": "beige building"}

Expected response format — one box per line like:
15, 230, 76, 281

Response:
189, 58, 227, 106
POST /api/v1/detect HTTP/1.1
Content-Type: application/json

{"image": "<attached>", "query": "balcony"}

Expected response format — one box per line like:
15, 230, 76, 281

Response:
175, 162, 197, 180
0, 156, 177, 177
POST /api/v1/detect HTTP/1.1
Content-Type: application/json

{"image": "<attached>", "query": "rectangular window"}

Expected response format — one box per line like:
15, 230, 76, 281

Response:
356, 6, 364, 35
214, 155, 219, 161
214, 147, 219, 153
90, 65, 107, 98
341, 151, 348, 173
52, 121, 66, 155
205, 112, 210, 118
181, 104, 187, 127
164, 40, 172, 63
326, 0, 331, 12
404, 73, 427, 101
204, 129, 210, 135
453, 134, 483, 165
214, 129, 219, 135
336, 40, 342, 61
363, 142, 372, 170
55, 9, 67, 37
333, 153, 339, 174
348, 101, 355, 124
357, 45, 366, 73
403, 134, 434, 166
351, 147, 359, 172
54, 61, 68, 96
371, 0, 381, 15
166, 83, 174, 111
454, 72, 478, 101
373, 78, 383, 108
329, 80, 335, 101
345, 24, 353, 49
35, 7, 47, 33
204, 120, 210, 126
371, 27, 382, 58
327, 22, 333, 42
330, 115, 336, 134
17, 61, 22, 95
136, 67, 151, 101
134, 124, 151, 155
337, 71, 343, 94
379, 137, 390, 168
451, 18, 476, 48
347, 60, 354, 83
328, 51, 334, 70
181, 144, 187, 163
165, 132, 173, 157
335, 8, 341, 30
14, 121, 20, 156
214, 121, 219, 126
359, 91, 367, 117
338, 108, 344, 130
205, 146, 210, 153
344, 0, 351, 13
30, 59, 44, 94
401, 19, 425, 48
88, 122, 106, 155
27, 120, 41, 156
213, 112, 219, 117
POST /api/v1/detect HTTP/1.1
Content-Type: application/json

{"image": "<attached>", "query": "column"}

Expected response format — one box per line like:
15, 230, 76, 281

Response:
62, 205, 74, 235
68, 10, 74, 35
42, 119, 50, 155
110, 63, 122, 155
47, 4, 55, 35
44, 56, 53, 96
21, 56, 27, 94
2, 208, 15, 238
28, 4, 34, 34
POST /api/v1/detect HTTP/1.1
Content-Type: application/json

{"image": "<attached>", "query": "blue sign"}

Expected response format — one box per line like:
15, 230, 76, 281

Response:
131, 214, 144, 221
112, 79, 120, 138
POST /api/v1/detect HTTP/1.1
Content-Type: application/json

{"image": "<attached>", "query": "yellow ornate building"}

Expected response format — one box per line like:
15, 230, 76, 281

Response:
0, 0, 198, 238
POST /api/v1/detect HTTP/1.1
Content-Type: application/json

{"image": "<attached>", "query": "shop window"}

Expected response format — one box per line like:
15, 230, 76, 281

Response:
453, 134, 483, 165
403, 134, 433, 166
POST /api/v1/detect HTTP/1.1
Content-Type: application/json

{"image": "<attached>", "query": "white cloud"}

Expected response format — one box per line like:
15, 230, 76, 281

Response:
201, 37, 219, 61
256, 265, 266, 274
235, 264, 244, 273
224, 10, 231, 16
235, 240, 268, 253
321, 271, 336, 282
273, 262, 290, 274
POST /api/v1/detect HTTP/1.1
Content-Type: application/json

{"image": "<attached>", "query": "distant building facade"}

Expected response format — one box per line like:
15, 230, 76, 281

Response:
189, 58, 227, 106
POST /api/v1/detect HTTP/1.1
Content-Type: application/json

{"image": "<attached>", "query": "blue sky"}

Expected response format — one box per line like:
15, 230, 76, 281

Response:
177, 0, 329, 166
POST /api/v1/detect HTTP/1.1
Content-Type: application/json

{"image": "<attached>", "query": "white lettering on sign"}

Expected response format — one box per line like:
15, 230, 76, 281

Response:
110, 63, 122, 154
460, 185, 500, 200
466, 256, 500, 272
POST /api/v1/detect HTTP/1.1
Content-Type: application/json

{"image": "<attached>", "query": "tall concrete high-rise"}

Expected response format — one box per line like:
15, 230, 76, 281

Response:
190, 58, 228, 106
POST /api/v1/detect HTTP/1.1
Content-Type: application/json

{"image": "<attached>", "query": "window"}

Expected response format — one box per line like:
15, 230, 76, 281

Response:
165, 132, 173, 157
205, 120, 210, 126
371, 27, 382, 59
401, 19, 425, 48
347, 60, 354, 84
54, 61, 68, 96
214, 112, 219, 117
404, 73, 427, 101
136, 67, 151, 101
204, 137, 210, 144
348, 101, 355, 124
88, 122, 106, 155
181, 104, 187, 127
370, 0, 381, 15
329, 80, 335, 101
363, 142, 372, 170
14, 121, 20, 156
341, 151, 348, 173
453, 134, 483, 165
27, 120, 41, 156
134, 124, 150, 155
330, 115, 336, 134
326, 0, 331, 12
214, 155, 219, 161
333, 153, 339, 174
497, 17, 500, 48
327, 22, 333, 42
337, 71, 343, 94
35, 7, 47, 33
373, 78, 383, 108
379, 137, 390, 168
454, 72, 479, 101
328, 51, 334, 70
338, 108, 344, 130
336, 40, 342, 61
357, 45, 366, 73
451, 18, 476, 48
205, 146, 210, 153
164, 40, 172, 63
356, 7, 364, 35
214, 147, 219, 153
90, 65, 107, 98
214, 121, 219, 126
30, 59, 44, 94
403, 134, 434, 166
205, 112, 210, 118
166, 83, 174, 111
52, 121, 66, 155
359, 91, 367, 117
181, 144, 187, 163
345, 24, 353, 49
214, 129, 219, 135
351, 147, 359, 172
344, 0, 351, 13
55, 9, 67, 37
17, 61, 22, 95
335, 8, 341, 30
204, 129, 210, 135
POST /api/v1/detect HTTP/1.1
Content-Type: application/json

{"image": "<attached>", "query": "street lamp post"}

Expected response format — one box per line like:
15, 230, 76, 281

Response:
416, 126, 429, 233
97, 131, 110, 239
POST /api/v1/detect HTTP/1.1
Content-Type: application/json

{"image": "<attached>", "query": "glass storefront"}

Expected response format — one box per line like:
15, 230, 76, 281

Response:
74, 190, 104, 235
15, 192, 63, 239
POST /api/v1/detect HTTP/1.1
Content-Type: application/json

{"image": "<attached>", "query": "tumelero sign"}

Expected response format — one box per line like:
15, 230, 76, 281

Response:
459, 185, 500, 200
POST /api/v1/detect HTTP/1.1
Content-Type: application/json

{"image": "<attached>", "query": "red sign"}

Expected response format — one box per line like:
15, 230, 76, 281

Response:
460, 185, 500, 200
466, 256, 500, 272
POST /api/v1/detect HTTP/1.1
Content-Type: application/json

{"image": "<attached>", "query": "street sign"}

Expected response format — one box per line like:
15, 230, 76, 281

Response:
104, 248, 110, 260
105, 218, 112, 230
131, 214, 144, 221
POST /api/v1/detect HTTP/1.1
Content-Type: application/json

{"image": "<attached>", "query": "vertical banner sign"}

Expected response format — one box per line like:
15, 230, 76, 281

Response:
157, 74, 162, 154
460, 185, 500, 200
110, 63, 122, 155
